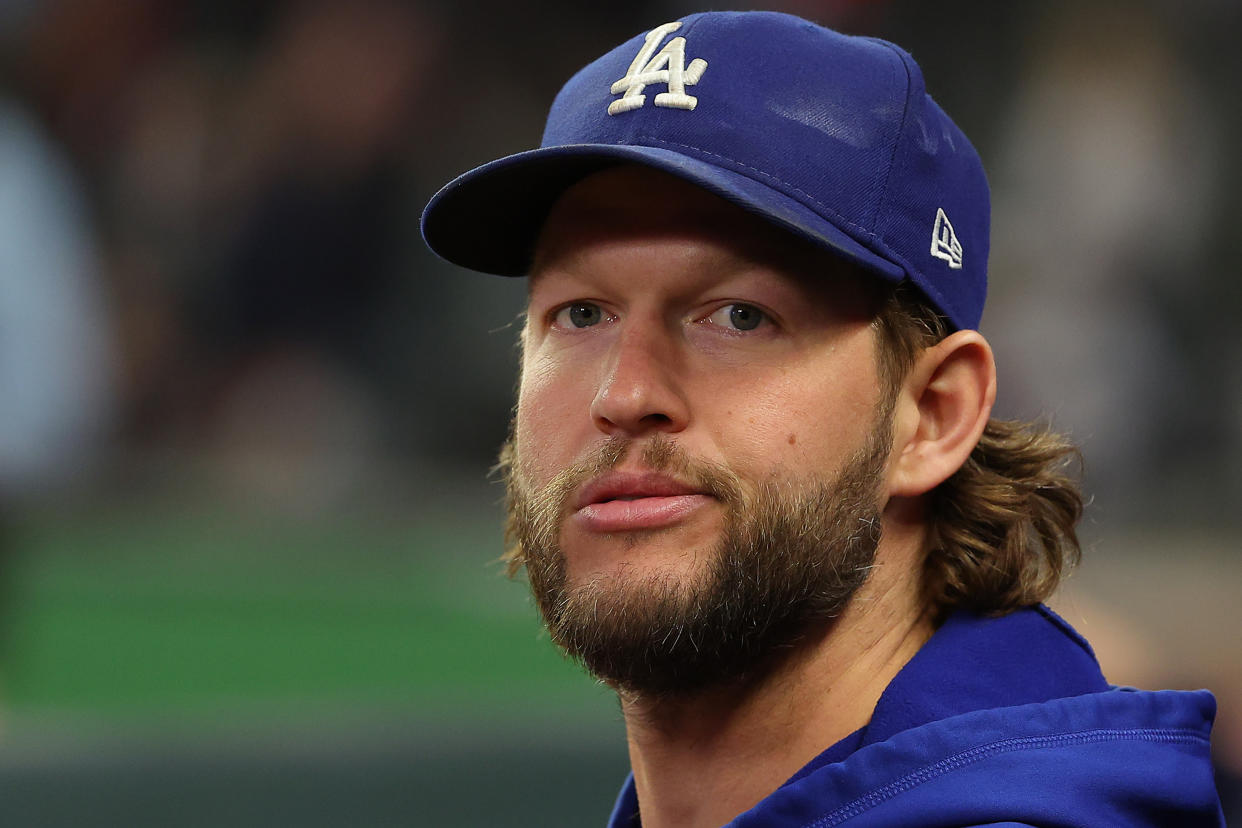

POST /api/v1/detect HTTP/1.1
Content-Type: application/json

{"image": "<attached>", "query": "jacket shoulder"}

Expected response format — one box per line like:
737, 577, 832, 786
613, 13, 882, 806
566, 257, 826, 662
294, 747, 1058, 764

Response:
731, 688, 1224, 828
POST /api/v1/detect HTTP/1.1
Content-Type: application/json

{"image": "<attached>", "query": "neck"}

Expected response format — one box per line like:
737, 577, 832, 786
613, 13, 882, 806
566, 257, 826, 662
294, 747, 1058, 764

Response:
619, 515, 933, 828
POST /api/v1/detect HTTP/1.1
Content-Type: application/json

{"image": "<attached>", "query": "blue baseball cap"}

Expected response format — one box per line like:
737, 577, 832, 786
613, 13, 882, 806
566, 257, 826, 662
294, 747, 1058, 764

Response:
421, 11, 989, 331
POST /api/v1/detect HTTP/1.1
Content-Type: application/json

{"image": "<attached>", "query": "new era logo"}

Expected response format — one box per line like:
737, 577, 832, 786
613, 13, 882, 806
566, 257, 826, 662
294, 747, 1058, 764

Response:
609, 22, 708, 116
931, 208, 963, 269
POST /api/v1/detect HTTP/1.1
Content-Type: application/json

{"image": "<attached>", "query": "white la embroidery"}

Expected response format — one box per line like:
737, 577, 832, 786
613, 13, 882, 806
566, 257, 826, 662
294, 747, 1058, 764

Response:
608, 21, 708, 116
931, 208, 964, 269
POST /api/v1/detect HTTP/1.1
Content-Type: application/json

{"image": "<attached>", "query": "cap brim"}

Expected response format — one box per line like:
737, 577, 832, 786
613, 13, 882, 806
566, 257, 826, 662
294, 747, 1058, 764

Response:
420, 144, 906, 286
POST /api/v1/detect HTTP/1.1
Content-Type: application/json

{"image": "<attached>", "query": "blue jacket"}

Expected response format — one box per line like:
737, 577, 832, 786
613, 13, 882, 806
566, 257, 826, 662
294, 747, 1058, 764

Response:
607, 606, 1224, 826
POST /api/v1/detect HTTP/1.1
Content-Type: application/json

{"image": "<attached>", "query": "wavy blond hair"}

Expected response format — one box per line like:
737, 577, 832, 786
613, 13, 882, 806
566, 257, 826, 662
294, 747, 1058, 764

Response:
873, 284, 1084, 622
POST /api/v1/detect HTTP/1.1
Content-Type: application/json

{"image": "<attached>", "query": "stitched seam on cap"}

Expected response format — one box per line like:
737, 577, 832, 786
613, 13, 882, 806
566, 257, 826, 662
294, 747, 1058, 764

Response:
677, 12, 707, 37
867, 39, 915, 234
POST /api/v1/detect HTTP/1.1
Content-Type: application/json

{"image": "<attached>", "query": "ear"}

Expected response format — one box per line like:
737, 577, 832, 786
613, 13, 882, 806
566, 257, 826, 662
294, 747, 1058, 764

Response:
887, 330, 996, 498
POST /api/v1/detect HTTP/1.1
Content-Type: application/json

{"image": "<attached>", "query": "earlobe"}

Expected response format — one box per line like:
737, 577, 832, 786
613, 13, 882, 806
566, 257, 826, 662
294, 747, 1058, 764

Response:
888, 331, 997, 498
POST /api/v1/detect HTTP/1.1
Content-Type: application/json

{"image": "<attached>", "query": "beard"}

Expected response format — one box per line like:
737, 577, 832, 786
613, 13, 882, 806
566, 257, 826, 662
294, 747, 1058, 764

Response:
500, 414, 892, 699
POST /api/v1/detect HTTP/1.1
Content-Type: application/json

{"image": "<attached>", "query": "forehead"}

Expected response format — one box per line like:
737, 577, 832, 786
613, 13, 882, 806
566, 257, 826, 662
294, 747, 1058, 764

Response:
530, 166, 873, 298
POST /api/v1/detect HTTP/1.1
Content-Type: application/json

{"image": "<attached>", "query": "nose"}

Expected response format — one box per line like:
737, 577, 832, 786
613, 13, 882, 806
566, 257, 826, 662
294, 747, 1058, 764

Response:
590, 321, 690, 438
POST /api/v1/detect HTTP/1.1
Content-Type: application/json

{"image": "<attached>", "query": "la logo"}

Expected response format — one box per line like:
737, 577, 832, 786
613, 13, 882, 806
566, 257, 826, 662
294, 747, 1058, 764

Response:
608, 22, 708, 116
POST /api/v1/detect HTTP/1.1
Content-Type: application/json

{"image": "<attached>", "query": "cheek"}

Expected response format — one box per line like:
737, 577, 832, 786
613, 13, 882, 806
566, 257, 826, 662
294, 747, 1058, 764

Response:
716, 351, 880, 477
514, 355, 595, 483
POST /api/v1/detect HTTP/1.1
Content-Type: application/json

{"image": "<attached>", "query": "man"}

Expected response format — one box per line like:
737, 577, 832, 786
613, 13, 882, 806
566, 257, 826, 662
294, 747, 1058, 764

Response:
422, 12, 1223, 827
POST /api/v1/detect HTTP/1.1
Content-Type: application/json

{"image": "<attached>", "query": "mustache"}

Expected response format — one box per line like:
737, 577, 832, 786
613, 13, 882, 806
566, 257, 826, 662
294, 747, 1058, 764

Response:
518, 434, 746, 519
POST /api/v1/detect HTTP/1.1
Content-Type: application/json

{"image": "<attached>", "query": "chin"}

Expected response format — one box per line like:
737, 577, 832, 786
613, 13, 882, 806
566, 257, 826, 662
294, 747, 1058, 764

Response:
561, 525, 720, 588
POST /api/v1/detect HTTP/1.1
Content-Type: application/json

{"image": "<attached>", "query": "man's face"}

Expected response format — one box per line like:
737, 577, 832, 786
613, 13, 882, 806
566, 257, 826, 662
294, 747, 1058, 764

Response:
504, 167, 896, 696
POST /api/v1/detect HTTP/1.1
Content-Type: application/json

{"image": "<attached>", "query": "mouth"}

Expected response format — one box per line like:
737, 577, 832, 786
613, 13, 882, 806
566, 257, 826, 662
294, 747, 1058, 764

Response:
572, 471, 715, 532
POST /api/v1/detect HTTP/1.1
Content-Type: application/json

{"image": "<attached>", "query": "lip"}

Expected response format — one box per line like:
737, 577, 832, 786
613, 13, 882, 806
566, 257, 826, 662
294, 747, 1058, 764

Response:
571, 471, 715, 532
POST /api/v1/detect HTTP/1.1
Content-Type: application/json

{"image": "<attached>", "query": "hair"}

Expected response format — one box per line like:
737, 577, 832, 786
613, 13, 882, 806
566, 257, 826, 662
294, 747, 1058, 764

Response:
872, 283, 1084, 623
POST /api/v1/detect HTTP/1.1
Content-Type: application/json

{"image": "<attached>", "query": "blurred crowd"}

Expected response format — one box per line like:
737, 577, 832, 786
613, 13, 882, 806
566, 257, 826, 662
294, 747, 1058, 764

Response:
1, 0, 1239, 523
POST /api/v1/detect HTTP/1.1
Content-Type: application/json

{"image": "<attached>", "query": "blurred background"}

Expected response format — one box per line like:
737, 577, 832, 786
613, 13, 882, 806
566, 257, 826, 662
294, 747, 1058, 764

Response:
0, 0, 1238, 824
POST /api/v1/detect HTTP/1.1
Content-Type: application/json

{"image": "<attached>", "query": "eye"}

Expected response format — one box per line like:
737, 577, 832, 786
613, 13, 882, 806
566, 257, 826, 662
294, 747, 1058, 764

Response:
705, 303, 767, 332
553, 302, 607, 329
